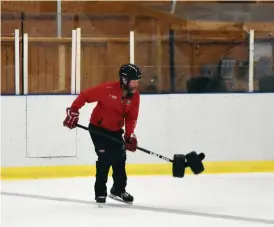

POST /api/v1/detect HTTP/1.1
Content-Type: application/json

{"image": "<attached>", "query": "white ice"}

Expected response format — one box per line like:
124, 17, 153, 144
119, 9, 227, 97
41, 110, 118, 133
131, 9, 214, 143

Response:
1, 173, 274, 227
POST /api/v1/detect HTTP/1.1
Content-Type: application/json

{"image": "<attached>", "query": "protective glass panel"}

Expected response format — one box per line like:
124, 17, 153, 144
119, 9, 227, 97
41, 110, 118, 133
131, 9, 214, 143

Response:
253, 40, 274, 92
2, 2, 274, 95
173, 30, 249, 93
135, 30, 170, 93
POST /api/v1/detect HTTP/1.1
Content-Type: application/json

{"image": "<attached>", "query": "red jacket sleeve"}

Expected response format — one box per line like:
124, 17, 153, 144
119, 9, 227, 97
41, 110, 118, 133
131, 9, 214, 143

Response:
70, 84, 105, 111
125, 93, 140, 137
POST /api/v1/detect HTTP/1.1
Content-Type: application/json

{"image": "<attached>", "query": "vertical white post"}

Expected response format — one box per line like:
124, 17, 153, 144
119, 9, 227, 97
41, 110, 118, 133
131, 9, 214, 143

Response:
57, 0, 62, 37
71, 29, 76, 95
75, 27, 81, 94
23, 33, 28, 95
14, 29, 20, 95
248, 29, 255, 92
170, 0, 177, 14
130, 31, 135, 64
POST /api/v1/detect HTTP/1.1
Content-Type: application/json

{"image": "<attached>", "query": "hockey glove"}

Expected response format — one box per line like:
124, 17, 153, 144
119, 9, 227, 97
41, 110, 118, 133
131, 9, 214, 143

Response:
63, 107, 79, 129
124, 134, 137, 152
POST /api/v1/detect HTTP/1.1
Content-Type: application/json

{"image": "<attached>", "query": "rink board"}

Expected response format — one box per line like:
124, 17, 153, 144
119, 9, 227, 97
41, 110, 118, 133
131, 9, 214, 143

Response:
2, 161, 274, 180
2, 94, 274, 180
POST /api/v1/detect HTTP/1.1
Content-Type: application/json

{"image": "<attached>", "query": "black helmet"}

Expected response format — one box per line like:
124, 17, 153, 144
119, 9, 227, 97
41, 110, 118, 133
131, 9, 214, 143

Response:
119, 63, 142, 80
119, 63, 142, 92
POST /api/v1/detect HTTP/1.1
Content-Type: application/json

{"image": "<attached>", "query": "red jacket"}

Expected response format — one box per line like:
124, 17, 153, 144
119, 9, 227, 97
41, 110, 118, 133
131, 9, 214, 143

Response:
70, 81, 140, 137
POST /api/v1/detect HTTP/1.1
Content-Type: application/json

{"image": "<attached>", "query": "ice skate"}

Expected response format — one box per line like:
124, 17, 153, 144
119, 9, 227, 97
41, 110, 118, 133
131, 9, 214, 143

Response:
96, 196, 106, 207
108, 187, 134, 204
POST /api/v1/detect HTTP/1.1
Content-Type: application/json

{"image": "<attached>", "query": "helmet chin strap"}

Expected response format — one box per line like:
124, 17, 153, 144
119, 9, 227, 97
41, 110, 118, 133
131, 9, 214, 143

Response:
126, 90, 134, 98
122, 86, 134, 98
121, 77, 134, 98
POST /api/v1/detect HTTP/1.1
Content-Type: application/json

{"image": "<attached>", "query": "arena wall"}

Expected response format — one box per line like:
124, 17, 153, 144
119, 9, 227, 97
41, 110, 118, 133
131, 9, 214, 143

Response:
1, 93, 274, 179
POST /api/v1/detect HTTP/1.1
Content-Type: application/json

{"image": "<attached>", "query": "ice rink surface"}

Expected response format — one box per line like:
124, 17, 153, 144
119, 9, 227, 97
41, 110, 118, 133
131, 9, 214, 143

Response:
1, 173, 274, 227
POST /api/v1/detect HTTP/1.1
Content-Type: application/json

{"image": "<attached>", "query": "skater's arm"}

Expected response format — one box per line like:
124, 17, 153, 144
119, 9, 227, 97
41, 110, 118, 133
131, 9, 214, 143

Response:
70, 84, 105, 111
63, 84, 105, 129
125, 94, 140, 137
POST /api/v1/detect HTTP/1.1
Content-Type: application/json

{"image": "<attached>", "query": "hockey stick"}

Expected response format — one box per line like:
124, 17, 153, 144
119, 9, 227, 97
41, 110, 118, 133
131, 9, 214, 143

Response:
76, 124, 205, 166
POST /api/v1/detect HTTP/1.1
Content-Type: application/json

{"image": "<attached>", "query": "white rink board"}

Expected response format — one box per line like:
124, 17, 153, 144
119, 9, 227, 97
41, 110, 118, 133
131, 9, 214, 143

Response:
1, 96, 27, 166
1, 93, 274, 167
26, 95, 77, 158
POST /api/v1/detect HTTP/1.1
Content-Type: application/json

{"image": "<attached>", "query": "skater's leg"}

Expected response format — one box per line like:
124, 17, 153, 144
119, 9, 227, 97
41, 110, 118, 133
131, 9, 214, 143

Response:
111, 152, 127, 193
88, 124, 112, 202
88, 124, 133, 203
109, 138, 134, 203
94, 154, 111, 200
110, 154, 133, 203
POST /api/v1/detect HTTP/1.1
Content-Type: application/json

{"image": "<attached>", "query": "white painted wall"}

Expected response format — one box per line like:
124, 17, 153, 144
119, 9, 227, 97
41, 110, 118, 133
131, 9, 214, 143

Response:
1, 93, 274, 167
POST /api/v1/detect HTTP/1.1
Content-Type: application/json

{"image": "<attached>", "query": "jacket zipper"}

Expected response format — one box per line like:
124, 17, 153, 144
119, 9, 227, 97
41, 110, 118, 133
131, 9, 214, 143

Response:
118, 98, 126, 127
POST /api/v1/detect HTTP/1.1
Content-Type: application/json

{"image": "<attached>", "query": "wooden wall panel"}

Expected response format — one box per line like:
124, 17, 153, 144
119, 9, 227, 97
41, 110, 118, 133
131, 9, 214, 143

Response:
161, 41, 171, 92
61, 15, 132, 37
61, 15, 77, 37
1, 16, 21, 37
80, 16, 131, 37
173, 42, 193, 92
44, 45, 54, 91
29, 44, 39, 93
1, 1, 56, 13
27, 42, 71, 94
105, 41, 130, 83
134, 17, 157, 34
135, 40, 157, 92
81, 42, 108, 90
60, 15, 168, 38
1, 14, 57, 37
64, 45, 72, 93
7, 43, 16, 94
1, 43, 15, 94
1, 45, 8, 94
24, 17, 57, 37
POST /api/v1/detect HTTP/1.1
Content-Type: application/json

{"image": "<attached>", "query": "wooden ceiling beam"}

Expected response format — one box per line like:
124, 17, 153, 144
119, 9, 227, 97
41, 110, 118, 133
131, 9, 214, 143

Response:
172, 21, 274, 33
172, 21, 242, 31
243, 22, 274, 32
139, 0, 263, 4
120, 2, 187, 26
2, 1, 273, 34
1, 1, 56, 13
61, 1, 126, 14
1, 1, 186, 27
68, 1, 187, 28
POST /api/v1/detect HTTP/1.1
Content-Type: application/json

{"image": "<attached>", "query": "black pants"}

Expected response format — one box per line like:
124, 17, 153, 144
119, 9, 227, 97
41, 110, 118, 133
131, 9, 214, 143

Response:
88, 123, 127, 198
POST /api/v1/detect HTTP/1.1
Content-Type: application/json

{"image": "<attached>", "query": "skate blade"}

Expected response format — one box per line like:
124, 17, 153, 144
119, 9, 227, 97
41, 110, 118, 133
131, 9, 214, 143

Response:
97, 202, 106, 208
108, 194, 133, 205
